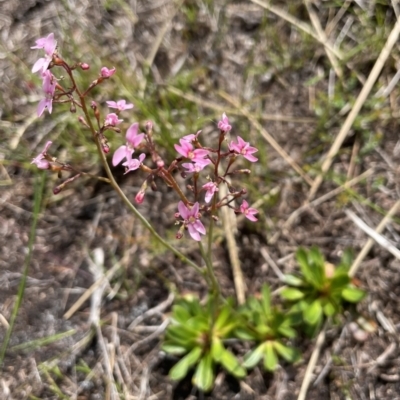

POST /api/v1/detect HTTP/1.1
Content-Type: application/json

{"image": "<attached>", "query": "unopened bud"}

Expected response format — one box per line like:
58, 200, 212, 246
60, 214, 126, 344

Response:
91, 101, 97, 110
53, 186, 62, 195
175, 231, 183, 240
78, 116, 89, 128
151, 181, 157, 191
80, 63, 90, 70
145, 121, 153, 134
156, 160, 165, 168
135, 191, 145, 204
70, 103, 76, 113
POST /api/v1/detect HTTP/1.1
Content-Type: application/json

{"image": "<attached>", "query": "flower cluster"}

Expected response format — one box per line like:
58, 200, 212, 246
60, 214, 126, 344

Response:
30, 33, 259, 242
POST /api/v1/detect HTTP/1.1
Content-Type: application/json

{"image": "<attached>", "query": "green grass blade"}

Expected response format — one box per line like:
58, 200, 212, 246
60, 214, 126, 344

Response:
0, 172, 45, 364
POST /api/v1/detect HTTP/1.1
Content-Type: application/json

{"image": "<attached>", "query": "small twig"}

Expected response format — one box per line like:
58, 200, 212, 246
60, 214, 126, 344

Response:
63, 260, 121, 320
346, 209, 400, 262
260, 247, 285, 281
127, 292, 174, 330
297, 324, 327, 400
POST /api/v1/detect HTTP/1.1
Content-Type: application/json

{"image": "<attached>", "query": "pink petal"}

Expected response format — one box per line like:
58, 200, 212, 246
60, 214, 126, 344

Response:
178, 201, 190, 219
112, 145, 127, 166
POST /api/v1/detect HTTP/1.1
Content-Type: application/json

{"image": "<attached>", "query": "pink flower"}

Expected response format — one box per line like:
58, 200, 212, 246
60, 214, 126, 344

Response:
178, 201, 206, 241
37, 71, 57, 117
106, 100, 134, 111
182, 158, 211, 173
100, 67, 116, 78
122, 153, 146, 174
31, 141, 52, 169
218, 113, 231, 132
174, 139, 209, 163
229, 136, 258, 162
239, 200, 258, 222
182, 130, 202, 142
202, 182, 219, 203
105, 113, 123, 126
32, 33, 57, 73
112, 123, 144, 166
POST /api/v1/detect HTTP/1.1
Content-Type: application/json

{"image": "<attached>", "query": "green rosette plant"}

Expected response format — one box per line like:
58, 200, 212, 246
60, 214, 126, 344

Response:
237, 285, 300, 371
281, 247, 366, 335
162, 295, 246, 392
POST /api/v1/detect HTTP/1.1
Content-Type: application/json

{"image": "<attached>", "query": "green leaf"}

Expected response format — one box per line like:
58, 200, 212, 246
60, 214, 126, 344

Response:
273, 341, 301, 363
282, 274, 304, 287
323, 300, 337, 317
193, 353, 214, 392
211, 337, 224, 362
277, 324, 297, 339
169, 346, 202, 381
162, 343, 188, 355
304, 299, 323, 326
264, 341, 278, 371
261, 285, 271, 315
220, 349, 246, 378
296, 248, 311, 279
330, 273, 350, 290
214, 307, 230, 331
280, 287, 305, 301
243, 343, 265, 369
235, 327, 257, 341
172, 304, 193, 324
342, 286, 366, 303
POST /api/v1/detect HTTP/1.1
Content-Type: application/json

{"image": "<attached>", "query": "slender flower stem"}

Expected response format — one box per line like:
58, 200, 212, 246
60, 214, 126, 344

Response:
74, 88, 205, 277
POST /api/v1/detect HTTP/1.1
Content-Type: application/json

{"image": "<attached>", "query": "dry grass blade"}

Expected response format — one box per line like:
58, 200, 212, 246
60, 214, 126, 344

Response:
349, 200, 400, 277
308, 17, 400, 200
63, 260, 121, 320
219, 182, 246, 305
250, 0, 342, 60
297, 324, 327, 400
304, 0, 343, 79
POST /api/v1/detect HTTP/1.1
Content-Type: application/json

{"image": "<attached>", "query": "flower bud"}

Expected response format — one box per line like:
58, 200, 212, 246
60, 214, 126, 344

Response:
80, 63, 90, 70
135, 191, 145, 204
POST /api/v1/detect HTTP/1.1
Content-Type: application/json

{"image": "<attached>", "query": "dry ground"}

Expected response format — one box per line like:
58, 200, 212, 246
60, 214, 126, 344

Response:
2, 1, 400, 399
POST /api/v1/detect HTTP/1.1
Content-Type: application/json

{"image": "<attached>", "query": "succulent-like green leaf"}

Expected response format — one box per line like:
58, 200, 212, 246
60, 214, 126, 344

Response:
219, 349, 246, 378
277, 323, 297, 339
214, 306, 232, 332
234, 327, 257, 341
342, 286, 366, 303
169, 346, 202, 381
264, 341, 278, 371
165, 325, 198, 346
330, 273, 350, 290
171, 304, 192, 324
280, 287, 305, 301
193, 353, 214, 392
243, 343, 265, 369
273, 341, 301, 363
282, 274, 304, 287
162, 343, 188, 355
323, 300, 337, 317
261, 285, 271, 315
210, 337, 224, 362
304, 299, 323, 326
